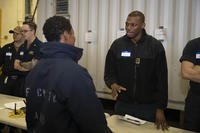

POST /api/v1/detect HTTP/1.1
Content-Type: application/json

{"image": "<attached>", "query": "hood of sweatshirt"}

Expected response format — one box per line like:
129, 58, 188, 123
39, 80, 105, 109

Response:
40, 42, 83, 62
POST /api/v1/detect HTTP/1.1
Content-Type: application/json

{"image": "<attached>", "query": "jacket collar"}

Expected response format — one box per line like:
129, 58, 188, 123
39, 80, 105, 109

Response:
41, 42, 83, 62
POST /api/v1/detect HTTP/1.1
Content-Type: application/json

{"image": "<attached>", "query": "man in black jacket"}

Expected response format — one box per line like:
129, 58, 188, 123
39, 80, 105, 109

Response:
104, 10, 168, 130
25, 16, 111, 133
0, 26, 25, 96
14, 21, 43, 97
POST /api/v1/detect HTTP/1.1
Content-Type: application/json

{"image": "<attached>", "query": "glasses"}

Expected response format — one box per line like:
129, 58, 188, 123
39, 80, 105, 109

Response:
22, 29, 32, 33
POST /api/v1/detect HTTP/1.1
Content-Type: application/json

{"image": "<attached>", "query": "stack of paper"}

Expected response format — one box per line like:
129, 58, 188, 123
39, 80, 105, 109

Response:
119, 114, 147, 125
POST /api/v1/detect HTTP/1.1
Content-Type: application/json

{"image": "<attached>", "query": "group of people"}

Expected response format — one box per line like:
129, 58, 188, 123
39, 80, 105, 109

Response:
0, 10, 199, 133
0, 21, 42, 97
0, 21, 42, 133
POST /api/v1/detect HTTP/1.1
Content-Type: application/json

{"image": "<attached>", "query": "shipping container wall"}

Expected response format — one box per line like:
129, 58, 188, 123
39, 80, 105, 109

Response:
37, 0, 200, 110
68, 0, 200, 110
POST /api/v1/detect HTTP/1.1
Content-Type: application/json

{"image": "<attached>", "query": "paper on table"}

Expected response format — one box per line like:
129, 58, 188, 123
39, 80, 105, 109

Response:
118, 114, 147, 125
4, 101, 25, 110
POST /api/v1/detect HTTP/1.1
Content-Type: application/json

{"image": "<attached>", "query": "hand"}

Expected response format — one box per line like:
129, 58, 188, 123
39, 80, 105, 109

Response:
14, 59, 29, 72
193, 65, 200, 72
20, 61, 33, 70
20, 59, 38, 70
32, 59, 38, 68
155, 109, 168, 131
110, 83, 126, 99
14, 59, 21, 70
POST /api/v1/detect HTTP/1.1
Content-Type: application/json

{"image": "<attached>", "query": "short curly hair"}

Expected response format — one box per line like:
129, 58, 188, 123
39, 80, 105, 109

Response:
43, 16, 72, 41
128, 10, 145, 23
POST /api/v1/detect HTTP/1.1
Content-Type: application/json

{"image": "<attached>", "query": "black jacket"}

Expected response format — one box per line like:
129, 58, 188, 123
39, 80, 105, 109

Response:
17, 37, 42, 62
16, 37, 42, 76
25, 42, 111, 133
104, 30, 168, 109
0, 42, 25, 96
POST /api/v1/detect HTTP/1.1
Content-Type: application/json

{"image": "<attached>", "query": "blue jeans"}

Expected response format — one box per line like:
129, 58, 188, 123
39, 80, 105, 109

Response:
115, 100, 157, 122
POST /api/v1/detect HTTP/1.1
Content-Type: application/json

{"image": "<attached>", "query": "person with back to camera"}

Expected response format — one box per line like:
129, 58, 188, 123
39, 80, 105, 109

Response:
180, 37, 200, 132
25, 16, 112, 133
104, 10, 168, 130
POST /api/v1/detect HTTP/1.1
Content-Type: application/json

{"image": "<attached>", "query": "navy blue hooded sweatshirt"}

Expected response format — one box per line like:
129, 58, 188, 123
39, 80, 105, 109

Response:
25, 42, 111, 133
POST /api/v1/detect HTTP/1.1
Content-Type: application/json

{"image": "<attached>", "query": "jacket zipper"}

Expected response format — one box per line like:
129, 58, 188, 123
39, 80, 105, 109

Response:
133, 43, 138, 99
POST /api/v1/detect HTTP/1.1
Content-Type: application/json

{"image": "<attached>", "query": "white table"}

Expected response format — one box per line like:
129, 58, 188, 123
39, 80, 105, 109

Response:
0, 94, 26, 130
0, 94, 195, 132
107, 115, 194, 133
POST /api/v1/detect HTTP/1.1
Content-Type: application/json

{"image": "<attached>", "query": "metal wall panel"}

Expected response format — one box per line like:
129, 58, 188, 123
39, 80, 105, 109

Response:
38, 0, 200, 110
